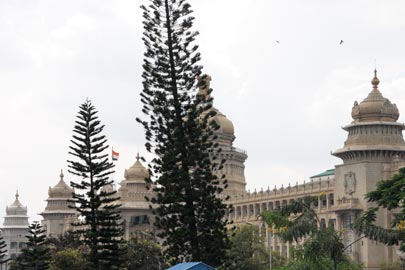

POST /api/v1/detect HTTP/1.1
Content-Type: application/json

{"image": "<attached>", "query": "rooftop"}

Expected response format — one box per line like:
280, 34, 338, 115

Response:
167, 262, 215, 270
310, 169, 335, 179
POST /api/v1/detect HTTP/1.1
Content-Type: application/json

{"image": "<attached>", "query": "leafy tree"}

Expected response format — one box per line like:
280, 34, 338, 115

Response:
279, 254, 363, 270
137, 0, 230, 267
380, 261, 402, 270
353, 167, 405, 253
50, 248, 87, 270
14, 221, 51, 270
47, 232, 82, 252
226, 225, 286, 270
124, 238, 167, 270
68, 99, 125, 270
263, 196, 361, 270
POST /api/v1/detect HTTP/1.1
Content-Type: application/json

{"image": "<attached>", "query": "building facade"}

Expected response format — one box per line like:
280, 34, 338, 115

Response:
117, 153, 155, 240
40, 170, 76, 237
1, 191, 29, 260
40, 71, 404, 269
227, 70, 405, 269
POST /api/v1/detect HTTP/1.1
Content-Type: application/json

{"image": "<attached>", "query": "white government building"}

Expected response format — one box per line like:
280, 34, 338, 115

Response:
1, 70, 404, 269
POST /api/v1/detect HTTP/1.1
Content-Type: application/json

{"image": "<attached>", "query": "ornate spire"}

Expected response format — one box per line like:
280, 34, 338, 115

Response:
136, 153, 140, 161
371, 69, 380, 89
60, 169, 64, 180
15, 190, 19, 200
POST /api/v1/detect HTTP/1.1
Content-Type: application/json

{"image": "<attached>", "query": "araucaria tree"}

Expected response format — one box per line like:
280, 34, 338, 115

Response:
138, 0, 230, 266
0, 232, 8, 265
68, 99, 125, 269
15, 221, 50, 270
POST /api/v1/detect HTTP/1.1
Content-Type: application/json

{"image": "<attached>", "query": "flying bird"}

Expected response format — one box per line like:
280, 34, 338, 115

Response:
340, 40, 344, 45
276, 40, 280, 44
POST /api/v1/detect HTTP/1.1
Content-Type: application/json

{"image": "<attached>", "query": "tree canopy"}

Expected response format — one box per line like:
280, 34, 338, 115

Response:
137, 0, 230, 266
354, 167, 405, 252
68, 99, 125, 269
12, 222, 51, 270
263, 196, 362, 270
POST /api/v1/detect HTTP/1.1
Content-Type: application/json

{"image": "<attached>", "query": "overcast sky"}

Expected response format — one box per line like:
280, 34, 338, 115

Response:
1, 0, 405, 222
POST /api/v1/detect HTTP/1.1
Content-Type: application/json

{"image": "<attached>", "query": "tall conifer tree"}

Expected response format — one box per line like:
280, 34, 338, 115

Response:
15, 222, 50, 270
138, 0, 230, 266
68, 100, 125, 270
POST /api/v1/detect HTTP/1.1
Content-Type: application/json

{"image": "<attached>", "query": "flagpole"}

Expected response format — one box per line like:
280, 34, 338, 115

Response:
111, 146, 115, 185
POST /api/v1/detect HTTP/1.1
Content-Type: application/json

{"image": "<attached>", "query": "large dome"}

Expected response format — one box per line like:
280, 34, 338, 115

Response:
351, 70, 399, 123
124, 154, 149, 181
48, 170, 73, 198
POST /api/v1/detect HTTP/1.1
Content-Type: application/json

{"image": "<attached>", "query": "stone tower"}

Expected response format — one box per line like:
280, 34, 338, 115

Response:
40, 170, 76, 237
332, 70, 405, 268
1, 191, 29, 260
117, 154, 155, 240
198, 75, 248, 197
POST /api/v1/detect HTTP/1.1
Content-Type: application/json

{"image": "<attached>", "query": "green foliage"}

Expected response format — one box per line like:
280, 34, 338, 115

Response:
263, 197, 319, 242
380, 261, 402, 270
280, 229, 363, 270
14, 221, 51, 270
47, 232, 82, 252
124, 238, 167, 270
262, 196, 358, 270
353, 167, 405, 252
138, 0, 230, 267
279, 255, 363, 270
301, 228, 345, 268
50, 248, 87, 270
224, 225, 286, 270
68, 99, 125, 269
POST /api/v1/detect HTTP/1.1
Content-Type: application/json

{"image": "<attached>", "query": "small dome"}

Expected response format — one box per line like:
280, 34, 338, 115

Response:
124, 154, 149, 181
6, 191, 27, 216
213, 109, 235, 137
48, 170, 73, 198
351, 70, 399, 122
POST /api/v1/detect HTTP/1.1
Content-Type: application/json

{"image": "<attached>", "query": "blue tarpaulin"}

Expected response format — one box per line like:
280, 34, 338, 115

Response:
167, 262, 215, 270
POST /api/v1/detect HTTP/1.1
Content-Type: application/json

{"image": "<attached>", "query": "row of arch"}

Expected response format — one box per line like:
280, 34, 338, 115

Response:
228, 193, 334, 220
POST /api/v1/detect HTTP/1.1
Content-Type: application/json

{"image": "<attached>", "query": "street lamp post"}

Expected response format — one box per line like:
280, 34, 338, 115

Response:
260, 221, 273, 270
268, 228, 272, 270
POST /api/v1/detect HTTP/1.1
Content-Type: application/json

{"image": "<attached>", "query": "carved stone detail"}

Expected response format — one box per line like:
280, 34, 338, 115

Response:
344, 172, 356, 195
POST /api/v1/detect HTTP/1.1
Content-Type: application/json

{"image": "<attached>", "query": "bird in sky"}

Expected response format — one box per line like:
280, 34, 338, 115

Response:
340, 40, 344, 45
276, 40, 280, 44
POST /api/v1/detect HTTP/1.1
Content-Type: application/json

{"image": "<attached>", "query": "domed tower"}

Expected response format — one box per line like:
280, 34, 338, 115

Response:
333, 69, 405, 162
198, 75, 248, 196
1, 191, 29, 259
40, 170, 76, 237
332, 70, 405, 268
118, 154, 155, 240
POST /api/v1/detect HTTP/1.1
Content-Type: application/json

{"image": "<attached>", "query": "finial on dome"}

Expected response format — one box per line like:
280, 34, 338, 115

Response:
371, 69, 380, 89
15, 190, 19, 200
136, 153, 140, 161
60, 169, 64, 180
